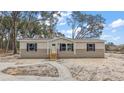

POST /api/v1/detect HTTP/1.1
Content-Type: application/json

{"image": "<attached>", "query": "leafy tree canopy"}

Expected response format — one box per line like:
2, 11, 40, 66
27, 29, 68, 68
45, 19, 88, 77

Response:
67, 11, 105, 39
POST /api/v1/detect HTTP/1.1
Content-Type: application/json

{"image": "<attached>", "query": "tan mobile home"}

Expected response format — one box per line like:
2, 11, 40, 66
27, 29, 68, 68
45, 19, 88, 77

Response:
19, 37, 105, 58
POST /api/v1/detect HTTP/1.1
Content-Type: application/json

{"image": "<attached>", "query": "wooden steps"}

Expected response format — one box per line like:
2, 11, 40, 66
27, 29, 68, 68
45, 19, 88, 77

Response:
49, 53, 57, 61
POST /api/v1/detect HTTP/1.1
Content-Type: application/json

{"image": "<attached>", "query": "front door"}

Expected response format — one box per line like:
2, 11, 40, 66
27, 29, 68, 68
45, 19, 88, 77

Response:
49, 43, 57, 60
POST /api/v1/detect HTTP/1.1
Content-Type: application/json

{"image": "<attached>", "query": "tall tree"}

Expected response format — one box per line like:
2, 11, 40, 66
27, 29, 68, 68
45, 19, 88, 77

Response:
11, 11, 21, 54
40, 11, 61, 38
0, 11, 63, 54
17, 11, 40, 38
18, 11, 62, 38
67, 11, 105, 39
2, 16, 12, 51
0, 12, 12, 50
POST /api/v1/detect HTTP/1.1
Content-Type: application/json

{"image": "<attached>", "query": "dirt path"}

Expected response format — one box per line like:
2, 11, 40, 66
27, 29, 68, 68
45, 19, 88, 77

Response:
46, 62, 74, 80
0, 61, 74, 81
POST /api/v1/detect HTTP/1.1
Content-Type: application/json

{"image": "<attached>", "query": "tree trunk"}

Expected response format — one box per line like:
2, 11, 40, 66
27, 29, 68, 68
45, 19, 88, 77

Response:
6, 30, 11, 53
13, 19, 17, 54
1, 36, 3, 49
9, 32, 13, 50
72, 30, 75, 39
0, 37, 2, 49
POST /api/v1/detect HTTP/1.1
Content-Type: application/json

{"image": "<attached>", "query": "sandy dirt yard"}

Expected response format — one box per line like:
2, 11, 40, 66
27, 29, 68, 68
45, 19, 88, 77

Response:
0, 53, 124, 81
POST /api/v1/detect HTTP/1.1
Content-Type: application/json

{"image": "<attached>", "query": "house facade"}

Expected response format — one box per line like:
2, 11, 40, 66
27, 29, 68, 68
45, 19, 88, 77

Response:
19, 37, 105, 58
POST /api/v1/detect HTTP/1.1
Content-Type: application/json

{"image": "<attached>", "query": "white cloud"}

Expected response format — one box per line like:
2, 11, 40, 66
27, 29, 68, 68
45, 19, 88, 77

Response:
66, 29, 72, 34
60, 12, 72, 17
101, 34, 120, 41
57, 12, 72, 26
76, 27, 81, 32
104, 19, 124, 33
37, 14, 42, 19
101, 35, 111, 39
59, 28, 84, 38
113, 36, 120, 41
60, 29, 72, 34
53, 14, 58, 17
58, 17, 66, 26
109, 18, 124, 28
45, 20, 50, 26
59, 21, 66, 26
58, 29, 72, 38
66, 34, 72, 38
111, 29, 117, 32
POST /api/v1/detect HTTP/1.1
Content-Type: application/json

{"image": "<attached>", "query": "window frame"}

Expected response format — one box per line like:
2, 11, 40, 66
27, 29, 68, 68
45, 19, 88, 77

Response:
87, 43, 95, 52
67, 43, 74, 51
52, 44, 56, 46
60, 43, 66, 51
27, 43, 37, 52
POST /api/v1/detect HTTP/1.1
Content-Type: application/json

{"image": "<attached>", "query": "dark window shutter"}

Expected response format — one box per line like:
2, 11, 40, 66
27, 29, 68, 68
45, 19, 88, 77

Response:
64, 44, 66, 51
60, 43, 61, 51
35, 43, 37, 51
72, 44, 74, 51
93, 44, 95, 51
87, 44, 88, 51
27, 43, 29, 52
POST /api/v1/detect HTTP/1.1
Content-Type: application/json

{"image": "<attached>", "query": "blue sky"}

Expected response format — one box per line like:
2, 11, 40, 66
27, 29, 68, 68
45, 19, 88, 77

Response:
57, 11, 124, 45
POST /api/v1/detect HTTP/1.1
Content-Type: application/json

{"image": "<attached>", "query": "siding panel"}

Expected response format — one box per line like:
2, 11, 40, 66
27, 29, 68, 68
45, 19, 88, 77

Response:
20, 49, 48, 58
